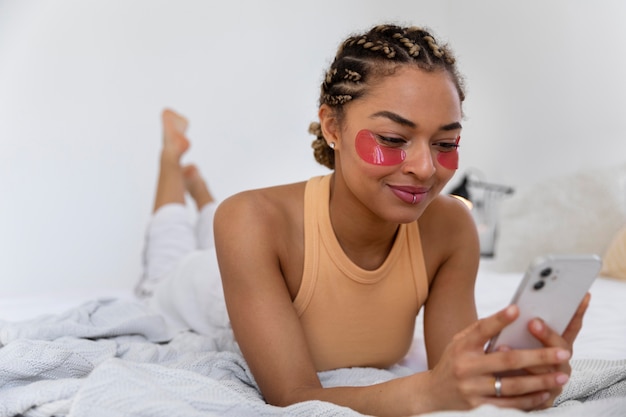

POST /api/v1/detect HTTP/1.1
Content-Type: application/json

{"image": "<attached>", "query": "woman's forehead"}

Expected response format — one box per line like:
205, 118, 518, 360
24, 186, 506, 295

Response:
350, 67, 462, 125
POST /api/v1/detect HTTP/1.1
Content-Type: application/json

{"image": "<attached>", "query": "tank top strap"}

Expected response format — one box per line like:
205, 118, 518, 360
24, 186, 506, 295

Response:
293, 175, 328, 314
406, 220, 429, 308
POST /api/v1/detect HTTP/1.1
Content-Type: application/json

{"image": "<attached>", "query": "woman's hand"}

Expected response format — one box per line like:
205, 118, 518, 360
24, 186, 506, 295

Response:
425, 305, 574, 411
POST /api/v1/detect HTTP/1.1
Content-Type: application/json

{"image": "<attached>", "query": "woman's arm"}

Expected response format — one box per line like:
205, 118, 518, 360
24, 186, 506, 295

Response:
420, 195, 480, 368
420, 196, 583, 410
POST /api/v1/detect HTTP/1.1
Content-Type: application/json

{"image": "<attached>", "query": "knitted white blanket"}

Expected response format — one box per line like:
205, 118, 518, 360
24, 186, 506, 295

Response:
0, 298, 624, 417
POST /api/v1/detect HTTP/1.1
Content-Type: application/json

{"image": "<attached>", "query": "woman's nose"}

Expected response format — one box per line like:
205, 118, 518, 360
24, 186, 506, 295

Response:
401, 143, 436, 179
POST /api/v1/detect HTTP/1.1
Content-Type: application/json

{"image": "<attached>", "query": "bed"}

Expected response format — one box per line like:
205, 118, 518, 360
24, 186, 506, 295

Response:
1, 165, 625, 417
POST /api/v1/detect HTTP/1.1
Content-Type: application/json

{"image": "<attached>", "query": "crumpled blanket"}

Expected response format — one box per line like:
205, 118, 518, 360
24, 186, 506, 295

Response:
0, 298, 624, 417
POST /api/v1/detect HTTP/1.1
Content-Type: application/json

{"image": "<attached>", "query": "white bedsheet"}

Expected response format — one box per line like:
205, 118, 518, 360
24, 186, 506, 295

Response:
0, 267, 624, 417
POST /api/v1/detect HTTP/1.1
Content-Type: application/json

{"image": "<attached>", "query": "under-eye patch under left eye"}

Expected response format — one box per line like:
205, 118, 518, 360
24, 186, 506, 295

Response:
355, 130, 406, 166
436, 137, 460, 170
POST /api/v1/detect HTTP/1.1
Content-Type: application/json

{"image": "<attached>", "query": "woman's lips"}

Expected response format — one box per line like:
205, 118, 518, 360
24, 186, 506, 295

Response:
388, 185, 430, 205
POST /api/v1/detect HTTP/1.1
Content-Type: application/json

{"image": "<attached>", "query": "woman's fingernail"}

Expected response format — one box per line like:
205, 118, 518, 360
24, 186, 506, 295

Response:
532, 319, 543, 332
556, 374, 570, 385
505, 305, 517, 317
557, 350, 571, 361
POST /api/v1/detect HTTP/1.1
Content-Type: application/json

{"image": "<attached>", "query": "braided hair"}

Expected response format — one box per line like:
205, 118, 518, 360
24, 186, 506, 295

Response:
310, 24, 466, 169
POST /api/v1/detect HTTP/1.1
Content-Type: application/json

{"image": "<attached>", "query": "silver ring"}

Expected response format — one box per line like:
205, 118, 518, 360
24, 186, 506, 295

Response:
411, 194, 417, 204
494, 376, 502, 397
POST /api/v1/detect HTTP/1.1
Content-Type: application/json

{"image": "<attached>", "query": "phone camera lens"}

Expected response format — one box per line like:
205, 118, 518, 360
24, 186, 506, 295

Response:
533, 280, 545, 290
540, 267, 552, 278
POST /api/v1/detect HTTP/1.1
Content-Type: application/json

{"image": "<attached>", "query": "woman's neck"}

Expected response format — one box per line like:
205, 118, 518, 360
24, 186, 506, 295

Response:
328, 175, 400, 270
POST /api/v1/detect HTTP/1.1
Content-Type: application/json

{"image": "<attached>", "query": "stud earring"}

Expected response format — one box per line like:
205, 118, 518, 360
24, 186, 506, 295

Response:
329, 142, 336, 149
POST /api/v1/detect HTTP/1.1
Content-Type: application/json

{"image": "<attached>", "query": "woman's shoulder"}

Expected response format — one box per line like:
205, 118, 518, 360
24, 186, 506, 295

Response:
215, 180, 308, 234
418, 193, 478, 257
420, 193, 474, 231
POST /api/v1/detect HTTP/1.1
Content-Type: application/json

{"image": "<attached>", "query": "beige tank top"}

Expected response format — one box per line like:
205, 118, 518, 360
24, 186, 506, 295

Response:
293, 174, 429, 371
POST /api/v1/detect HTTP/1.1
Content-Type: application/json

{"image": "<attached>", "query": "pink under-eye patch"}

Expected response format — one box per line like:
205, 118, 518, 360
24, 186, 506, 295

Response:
436, 136, 460, 170
355, 130, 406, 166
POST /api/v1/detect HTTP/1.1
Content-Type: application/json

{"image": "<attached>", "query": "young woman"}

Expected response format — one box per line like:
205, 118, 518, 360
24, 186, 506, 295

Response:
142, 24, 588, 417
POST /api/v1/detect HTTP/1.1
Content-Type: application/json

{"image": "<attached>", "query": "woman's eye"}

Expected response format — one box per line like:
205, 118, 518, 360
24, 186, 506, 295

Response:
433, 141, 460, 152
376, 135, 406, 147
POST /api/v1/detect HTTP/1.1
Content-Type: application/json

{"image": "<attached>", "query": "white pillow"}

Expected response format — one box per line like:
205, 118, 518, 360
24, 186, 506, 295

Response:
601, 226, 626, 280
492, 163, 626, 272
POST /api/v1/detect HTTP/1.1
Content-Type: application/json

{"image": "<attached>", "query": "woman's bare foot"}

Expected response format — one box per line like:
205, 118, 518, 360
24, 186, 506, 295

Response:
183, 164, 214, 210
161, 109, 190, 162
153, 109, 191, 212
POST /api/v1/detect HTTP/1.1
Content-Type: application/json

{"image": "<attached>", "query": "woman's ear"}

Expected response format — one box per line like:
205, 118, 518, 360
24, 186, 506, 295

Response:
318, 104, 340, 148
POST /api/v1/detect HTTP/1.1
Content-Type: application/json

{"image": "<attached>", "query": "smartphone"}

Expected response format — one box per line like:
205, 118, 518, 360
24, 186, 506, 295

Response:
486, 254, 602, 352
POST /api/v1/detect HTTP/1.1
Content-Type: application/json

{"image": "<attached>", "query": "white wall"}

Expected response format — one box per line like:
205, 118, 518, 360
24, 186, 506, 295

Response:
447, 1, 626, 186
0, 0, 624, 295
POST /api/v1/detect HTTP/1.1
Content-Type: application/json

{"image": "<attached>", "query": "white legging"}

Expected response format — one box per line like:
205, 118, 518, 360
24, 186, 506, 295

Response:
138, 202, 230, 334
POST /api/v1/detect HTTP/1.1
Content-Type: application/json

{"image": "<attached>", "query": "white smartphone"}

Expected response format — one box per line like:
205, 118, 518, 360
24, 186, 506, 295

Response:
486, 254, 602, 352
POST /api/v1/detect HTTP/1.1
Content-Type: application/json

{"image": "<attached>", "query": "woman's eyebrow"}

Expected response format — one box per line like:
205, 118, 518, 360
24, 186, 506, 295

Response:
370, 111, 462, 131
370, 111, 416, 128
441, 121, 462, 131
